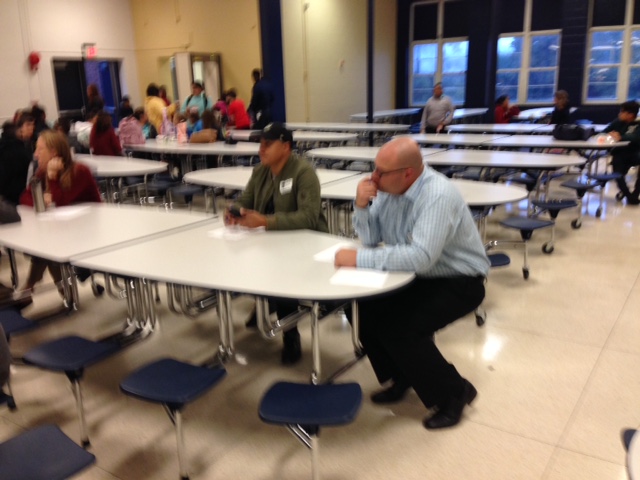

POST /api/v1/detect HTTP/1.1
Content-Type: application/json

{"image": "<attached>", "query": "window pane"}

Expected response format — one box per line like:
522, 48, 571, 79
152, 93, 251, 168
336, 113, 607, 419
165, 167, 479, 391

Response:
413, 44, 438, 75
632, 30, 640, 65
442, 41, 468, 73
590, 31, 623, 65
629, 68, 640, 100
527, 71, 556, 102
587, 66, 619, 100
530, 35, 560, 68
442, 74, 466, 105
498, 37, 523, 69
496, 72, 519, 99
412, 75, 435, 105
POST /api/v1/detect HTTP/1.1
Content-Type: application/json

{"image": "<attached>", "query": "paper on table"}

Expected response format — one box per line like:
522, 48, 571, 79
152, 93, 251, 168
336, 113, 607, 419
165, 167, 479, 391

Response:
313, 242, 356, 263
330, 267, 388, 288
208, 225, 265, 240
38, 205, 92, 220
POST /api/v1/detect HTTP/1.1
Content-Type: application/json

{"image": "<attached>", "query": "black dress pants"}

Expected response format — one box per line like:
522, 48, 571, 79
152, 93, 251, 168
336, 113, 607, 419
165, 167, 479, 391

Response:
611, 149, 640, 197
358, 276, 485, 409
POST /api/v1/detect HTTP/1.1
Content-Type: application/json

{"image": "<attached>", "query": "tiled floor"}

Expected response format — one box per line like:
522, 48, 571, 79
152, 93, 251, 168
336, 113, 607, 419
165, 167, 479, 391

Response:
0, 175, 638, 479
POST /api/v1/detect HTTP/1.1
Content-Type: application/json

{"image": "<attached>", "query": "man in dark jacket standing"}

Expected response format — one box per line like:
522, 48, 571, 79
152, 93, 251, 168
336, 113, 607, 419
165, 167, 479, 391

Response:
248, 69, 275, 130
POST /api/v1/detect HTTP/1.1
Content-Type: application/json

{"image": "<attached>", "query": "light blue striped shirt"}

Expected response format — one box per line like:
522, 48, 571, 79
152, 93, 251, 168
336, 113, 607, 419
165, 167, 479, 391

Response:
354, 167, 490, 278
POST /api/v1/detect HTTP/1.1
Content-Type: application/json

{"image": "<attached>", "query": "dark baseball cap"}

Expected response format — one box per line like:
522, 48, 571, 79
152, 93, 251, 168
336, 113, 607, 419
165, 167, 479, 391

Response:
260, 122, 293, 143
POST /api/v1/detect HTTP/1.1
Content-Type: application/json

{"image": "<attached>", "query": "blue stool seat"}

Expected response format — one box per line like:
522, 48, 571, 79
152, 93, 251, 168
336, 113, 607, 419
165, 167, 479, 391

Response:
500, 216, 554, 235
0, 308, 35, 339
0, 424, 95, 480
488, 253, 510, 267
120, 358, 226, 480
259, 382, 362, 427
23, 336, 119, 372
23, 336, 121, 446
561, 179, 599, 193
120, 358, 226, 409
169, 184, 203, 197
588, 172, 622, 182
532, 198, 578, 220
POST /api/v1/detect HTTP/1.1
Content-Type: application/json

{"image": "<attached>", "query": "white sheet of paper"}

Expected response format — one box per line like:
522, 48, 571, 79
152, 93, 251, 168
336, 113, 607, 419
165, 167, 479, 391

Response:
39, 205, 92, 221
208, 226, 265, 240
330, 267, 388, 288
313, 242, 356, 263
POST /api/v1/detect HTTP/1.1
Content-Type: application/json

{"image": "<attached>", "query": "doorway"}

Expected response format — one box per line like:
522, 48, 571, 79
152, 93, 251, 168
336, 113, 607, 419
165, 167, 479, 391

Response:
53, 59, 123, 123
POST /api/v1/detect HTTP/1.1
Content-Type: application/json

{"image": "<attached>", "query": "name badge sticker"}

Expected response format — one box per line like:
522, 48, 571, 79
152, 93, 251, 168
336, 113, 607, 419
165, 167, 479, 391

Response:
280, 178, 293, 194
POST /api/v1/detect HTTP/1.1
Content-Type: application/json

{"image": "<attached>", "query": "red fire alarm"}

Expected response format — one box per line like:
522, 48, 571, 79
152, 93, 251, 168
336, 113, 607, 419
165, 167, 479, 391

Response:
28, 51, 40, 71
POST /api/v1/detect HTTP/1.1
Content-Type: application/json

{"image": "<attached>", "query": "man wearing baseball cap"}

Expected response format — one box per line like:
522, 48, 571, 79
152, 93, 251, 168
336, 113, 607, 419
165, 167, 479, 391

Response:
225, 122, 328, 364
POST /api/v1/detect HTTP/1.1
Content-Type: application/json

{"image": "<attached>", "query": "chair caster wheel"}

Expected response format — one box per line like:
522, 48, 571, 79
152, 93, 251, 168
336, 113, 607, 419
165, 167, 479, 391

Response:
571, 219, 582, 229
7, 397, 16, 410
542, 243, 554, 254
475, 313, 486, 326
616, 191, 625, 202
595, 208, 602, 218
523, 268, 529, 280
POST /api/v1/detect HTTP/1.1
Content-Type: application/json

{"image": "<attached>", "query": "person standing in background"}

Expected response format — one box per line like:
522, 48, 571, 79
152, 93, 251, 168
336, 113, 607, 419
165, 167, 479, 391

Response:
248, 68, 275, 129
419, 83, 455, 133
144, 83, 166, 134
86, 83, 104, 120
226, 89, 251, 130
181, 82, 212, 116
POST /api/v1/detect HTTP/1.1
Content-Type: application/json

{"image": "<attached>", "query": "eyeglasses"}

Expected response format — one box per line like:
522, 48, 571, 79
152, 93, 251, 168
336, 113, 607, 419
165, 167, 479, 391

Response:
372, 166, 408, 178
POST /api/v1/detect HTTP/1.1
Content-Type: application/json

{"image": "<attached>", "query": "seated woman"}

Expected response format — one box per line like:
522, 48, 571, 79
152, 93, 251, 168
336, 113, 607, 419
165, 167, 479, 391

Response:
189, 110, 222, 143
90, 111, 122, 156
19, 130, 102, 297
550, 90, 571, 125
494, 95, 520, 124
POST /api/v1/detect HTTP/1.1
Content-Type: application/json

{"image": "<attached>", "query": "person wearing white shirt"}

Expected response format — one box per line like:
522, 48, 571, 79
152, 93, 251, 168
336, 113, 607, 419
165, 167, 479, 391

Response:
335, 137, 489, 430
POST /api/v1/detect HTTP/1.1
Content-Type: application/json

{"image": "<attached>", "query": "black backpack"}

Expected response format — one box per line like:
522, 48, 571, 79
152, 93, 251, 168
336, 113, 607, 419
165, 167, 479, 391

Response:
552, 124, 594, 141
185, 94, 209, 110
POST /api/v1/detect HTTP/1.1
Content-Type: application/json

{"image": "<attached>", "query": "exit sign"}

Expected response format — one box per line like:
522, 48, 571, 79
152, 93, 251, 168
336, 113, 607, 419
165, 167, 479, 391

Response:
82, 43, 97, 59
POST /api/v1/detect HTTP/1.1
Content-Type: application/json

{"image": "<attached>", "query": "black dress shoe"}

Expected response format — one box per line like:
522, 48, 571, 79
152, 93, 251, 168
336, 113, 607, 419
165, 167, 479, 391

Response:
281, 329, 302, 365
423, 379, 477, 430
627, 196, 640, 206
370, 380, 411, 404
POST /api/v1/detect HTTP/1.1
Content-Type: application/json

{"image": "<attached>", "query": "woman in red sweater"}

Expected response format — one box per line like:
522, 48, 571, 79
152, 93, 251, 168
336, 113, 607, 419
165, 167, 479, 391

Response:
19, 130, 102, 295
90, 111, 122, 156
494, 95, 520, 124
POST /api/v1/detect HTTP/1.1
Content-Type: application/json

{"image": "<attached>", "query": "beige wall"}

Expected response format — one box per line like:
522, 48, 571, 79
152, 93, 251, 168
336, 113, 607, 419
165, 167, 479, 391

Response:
281, 0, 396, 122
130, 0, 261, 105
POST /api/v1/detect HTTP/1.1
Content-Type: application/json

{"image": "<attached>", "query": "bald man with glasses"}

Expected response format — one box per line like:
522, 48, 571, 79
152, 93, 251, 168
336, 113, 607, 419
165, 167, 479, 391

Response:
335, 137, 489, 430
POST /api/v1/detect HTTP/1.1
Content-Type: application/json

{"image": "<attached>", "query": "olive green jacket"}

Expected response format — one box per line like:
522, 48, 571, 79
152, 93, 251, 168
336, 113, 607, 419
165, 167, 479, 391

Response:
236, 153, 329, 232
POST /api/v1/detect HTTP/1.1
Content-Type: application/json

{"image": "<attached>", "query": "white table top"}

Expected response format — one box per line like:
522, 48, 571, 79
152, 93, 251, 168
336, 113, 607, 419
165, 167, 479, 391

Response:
0, 204, 214, 263
285, 122, 410, 133
395, 133, 509, 146
447, 123, 548, 134
453, 108, 489, 119
229, 130, 359, 143
425, 149, 587, 169
75, 155, 168, 177
513, 107, 577, 121
125, 140, 260, 156
486, 135, 628, 150
532, 124, 608, 134
305, 146, 444, 162
349, 108, 421, 122
319, 173, 528, 206
183, 167, 362, 190
74, 226, 415, 301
